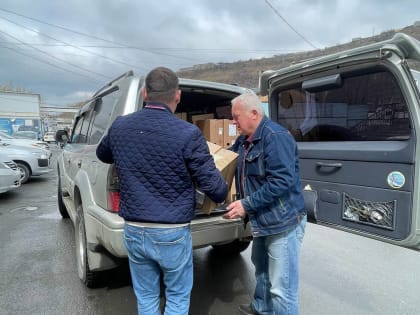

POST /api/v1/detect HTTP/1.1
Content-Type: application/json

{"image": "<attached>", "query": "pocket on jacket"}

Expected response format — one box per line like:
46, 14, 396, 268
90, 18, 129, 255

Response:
256, 209, 281, 227
246, 151, 265, 177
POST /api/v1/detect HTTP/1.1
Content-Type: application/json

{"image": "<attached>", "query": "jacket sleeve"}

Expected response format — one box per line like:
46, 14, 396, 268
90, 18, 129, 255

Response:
184, 128, 227, 203
96, 131, 114, 164
241, 130, 298, 213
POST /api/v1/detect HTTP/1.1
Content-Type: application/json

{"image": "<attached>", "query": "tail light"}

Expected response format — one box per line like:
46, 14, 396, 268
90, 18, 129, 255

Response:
107, 165, 120, 212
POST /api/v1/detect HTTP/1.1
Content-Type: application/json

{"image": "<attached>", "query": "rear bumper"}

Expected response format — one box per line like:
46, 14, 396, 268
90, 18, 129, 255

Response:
86, 205, 252, 257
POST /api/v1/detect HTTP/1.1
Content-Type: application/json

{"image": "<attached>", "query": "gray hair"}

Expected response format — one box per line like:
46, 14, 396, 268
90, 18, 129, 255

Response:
231, 92, 265, 116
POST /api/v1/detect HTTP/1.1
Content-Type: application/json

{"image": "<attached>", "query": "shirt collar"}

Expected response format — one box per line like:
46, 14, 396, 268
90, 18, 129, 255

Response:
144, 101, 172, 113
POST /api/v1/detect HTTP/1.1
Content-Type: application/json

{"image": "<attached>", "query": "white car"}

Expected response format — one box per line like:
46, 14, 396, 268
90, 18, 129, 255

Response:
43, 132, 56, 143
1, 143, 51, 184
0, 131, 50, 153
0, 152, 21, 193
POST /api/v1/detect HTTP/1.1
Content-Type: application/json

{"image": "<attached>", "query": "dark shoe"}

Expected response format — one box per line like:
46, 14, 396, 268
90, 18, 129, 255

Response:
238, 304, 258, 315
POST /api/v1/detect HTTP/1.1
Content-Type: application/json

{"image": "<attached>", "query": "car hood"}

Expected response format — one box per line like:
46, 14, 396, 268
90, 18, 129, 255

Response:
0, 152, 15, 163
0, 144, 46, 156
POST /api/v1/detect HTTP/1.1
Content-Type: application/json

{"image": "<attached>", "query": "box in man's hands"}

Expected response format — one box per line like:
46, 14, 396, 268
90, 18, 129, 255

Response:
195, 142, 238, 214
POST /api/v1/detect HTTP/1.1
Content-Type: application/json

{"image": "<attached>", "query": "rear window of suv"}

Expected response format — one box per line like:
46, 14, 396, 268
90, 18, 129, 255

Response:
274, 69, 411, 141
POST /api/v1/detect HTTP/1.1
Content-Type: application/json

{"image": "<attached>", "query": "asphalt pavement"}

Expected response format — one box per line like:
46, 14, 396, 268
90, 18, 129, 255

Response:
1, 149, 420, 314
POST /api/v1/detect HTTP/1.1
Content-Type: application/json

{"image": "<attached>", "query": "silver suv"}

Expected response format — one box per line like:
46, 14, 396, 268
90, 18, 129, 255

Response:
57, 72, 253, 287
260, 33, 420, 251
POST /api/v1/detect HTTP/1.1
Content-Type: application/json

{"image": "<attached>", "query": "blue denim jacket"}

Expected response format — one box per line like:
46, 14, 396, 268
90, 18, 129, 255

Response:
231, 116, 305, 237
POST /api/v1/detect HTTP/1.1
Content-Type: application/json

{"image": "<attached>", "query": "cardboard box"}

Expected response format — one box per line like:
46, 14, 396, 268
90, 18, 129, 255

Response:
196, 119, 224, 146
175, 112, 187, 121
222, 119, 238, 148
226, 176, 237, 204
196, 142, 238, 214
191, 113, 214, 124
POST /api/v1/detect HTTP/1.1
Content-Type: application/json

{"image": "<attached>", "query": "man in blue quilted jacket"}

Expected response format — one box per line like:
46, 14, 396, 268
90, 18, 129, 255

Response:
96, 67, 227, 315
224, 93, 306, 315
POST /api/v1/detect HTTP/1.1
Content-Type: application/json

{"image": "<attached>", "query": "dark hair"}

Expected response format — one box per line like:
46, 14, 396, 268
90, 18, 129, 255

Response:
145, 67, 179, 103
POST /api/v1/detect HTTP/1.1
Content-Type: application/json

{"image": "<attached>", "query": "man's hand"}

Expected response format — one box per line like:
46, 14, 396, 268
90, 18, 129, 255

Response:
223, 200, 246, 219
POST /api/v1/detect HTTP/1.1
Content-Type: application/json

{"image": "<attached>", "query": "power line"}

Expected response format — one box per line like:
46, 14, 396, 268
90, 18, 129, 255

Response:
0, 42, 303, 53
0, 7, 201, 62
264, 0, 318, 50
0, 29, 112, 80
0, 38, 104, 85
0, 15, 149, 72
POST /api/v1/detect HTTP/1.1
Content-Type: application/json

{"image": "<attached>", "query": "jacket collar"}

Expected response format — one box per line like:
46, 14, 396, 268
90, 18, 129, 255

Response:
250, 116, 269, 142
236, 116, 269, 147
144, 102, 173, 113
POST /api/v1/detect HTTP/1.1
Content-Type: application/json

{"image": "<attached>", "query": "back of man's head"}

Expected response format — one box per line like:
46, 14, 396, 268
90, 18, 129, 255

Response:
145, 67, 179, 104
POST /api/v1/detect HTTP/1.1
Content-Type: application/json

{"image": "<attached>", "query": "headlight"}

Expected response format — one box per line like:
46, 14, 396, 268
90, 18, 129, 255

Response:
31, 151, 45, 158
0, 162, 8, 169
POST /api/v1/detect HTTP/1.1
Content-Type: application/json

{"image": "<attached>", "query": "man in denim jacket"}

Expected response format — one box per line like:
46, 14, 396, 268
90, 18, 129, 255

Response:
224, 93, 306, 315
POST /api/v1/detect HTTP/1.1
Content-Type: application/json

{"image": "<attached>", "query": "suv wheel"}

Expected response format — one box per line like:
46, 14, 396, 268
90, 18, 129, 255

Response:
16, 162, 30, 184
57, 174, 69, 218
75, 204, 99, 287
211, 239, 251, 255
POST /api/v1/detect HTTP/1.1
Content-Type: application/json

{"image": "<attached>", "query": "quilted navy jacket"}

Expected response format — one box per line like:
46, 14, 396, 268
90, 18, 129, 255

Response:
96, 102, 227, 223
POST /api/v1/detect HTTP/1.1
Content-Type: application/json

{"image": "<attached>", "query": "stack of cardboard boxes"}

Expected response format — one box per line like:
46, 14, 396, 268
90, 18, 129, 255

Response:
175, 110, 238, 149
174, 110, 239, 213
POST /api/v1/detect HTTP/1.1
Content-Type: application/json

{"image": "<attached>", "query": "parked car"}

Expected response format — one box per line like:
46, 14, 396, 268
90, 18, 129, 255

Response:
13, 130, 39, 140
0, 131, 50, 151
1, 142, 51, 184
0, 152, 21, 193
259, 33, 420, 250
43, 131, 56, 143
57, 71, 255, 287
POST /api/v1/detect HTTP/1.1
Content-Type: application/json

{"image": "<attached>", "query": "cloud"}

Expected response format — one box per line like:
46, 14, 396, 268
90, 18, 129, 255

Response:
0, 0, 419, 106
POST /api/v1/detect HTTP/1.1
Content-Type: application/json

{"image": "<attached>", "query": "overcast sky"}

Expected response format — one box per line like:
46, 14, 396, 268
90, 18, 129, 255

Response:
0, 0, 419, 107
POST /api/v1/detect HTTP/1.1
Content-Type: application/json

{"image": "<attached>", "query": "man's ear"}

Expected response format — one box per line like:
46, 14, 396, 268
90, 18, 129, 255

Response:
141, 87, 148, 100
175, 89, 181, 105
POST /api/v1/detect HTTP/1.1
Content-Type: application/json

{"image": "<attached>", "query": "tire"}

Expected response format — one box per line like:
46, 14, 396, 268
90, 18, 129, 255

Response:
57, 175, 69, 218
16, 162, 30, 184
211, 239, 251, 255
75, 204, 99, 288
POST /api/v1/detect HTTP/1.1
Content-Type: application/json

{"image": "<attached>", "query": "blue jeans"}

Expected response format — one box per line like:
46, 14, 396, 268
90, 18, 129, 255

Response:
251, 215, 306, 315
124, 224, 193, 315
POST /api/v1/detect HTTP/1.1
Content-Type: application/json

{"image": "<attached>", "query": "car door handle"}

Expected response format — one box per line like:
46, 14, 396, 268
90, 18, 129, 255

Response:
316, 162, 343, 168
77, 160, 82, 168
